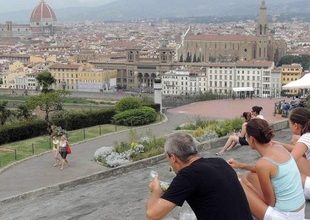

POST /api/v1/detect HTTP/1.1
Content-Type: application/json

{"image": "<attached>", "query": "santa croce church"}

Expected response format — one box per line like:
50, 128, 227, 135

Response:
177, 0, 287, 63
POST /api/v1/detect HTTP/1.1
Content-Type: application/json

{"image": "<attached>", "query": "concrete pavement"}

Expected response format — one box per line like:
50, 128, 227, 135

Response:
1, 128, 309, 220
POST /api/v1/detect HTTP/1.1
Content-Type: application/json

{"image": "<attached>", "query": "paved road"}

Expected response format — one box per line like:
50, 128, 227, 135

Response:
1, 129, 309, 220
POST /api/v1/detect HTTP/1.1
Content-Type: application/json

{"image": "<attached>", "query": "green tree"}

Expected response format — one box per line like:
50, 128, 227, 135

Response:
0, 78, 3, 85
27, 90, 69, 134
115, 96, 142, 112
278, 55, 310, 70
15, 104, 32, 120
0, 101, 11, 125
36, 70, 56, 93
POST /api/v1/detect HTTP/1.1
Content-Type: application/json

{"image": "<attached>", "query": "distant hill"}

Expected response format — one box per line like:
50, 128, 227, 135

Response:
0, 0, 309, 23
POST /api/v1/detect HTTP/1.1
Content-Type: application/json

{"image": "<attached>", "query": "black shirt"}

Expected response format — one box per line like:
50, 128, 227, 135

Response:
161, 158, 253, 220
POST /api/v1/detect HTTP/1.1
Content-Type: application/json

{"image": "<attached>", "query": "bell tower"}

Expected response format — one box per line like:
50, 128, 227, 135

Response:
255, 0, 269, 60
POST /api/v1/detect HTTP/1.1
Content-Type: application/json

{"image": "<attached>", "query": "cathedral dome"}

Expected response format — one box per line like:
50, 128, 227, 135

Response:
30, 0, 57, 24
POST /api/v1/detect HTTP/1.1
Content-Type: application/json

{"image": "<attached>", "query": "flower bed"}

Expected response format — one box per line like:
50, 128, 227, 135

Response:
94, 130, 165, 167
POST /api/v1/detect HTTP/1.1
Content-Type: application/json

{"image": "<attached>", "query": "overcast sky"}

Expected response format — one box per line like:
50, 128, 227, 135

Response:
0, 0, 115, 13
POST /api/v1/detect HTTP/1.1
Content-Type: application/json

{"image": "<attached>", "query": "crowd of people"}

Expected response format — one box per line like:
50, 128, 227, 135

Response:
146, 105, 310, 220
275, 97, 306, 117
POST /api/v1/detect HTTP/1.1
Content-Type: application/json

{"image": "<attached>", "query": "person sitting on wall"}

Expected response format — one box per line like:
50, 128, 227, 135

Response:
228, 119, 305, 220
146, 133, 253, 220
251, 106, 264, 119
216, 112, 252, 155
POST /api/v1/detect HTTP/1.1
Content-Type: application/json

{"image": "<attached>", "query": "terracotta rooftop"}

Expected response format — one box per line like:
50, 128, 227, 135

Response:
236, 60, 273, 68
49, 63, 80, 70
185, 34, 257, 42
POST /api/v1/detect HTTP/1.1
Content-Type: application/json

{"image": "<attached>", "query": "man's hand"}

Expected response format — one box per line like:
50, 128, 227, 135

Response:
227, 158, 242, 169
149, 176, 163, 196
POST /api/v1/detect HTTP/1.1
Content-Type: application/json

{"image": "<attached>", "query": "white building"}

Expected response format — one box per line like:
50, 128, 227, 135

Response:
206, 60, 276, 97
162, 70, 207, 95
15, 73, 37, 90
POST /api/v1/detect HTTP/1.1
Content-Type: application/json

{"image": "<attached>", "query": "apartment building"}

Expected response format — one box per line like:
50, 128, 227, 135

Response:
169, 60, 279, 98
162, 70, 207, 95
281, 63, 303, 95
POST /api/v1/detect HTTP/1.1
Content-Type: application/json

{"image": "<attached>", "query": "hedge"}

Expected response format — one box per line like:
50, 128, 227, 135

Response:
0, 120, 48, 145
113, 107, 157, 126
115, 96, 142, 112
143, 103, 161, 112
51, 108, 116, 131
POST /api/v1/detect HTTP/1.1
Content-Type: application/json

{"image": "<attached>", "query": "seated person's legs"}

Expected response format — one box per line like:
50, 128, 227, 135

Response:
216, 134, 238, 155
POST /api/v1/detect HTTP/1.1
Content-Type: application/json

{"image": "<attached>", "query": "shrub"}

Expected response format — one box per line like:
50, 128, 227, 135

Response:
52, 108, 116, 130
143, 103, 161, 112
115, 96, 142, 112
192, 127, 205, 138
113, 107, 157, 126
0, 120, 48, 145
175, 118, 243, 138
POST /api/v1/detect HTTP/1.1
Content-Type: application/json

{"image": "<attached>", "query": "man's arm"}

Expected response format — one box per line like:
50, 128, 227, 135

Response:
146, 176, 176, 220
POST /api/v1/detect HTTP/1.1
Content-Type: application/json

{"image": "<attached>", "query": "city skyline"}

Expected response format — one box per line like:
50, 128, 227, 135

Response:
0, 0, 309, 23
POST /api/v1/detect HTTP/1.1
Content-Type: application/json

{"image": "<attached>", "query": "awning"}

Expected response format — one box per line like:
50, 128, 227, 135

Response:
282, 73, 310, 90
232, 87, 254, 92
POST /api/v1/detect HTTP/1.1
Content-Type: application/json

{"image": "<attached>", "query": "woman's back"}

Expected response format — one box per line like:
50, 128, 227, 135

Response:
262, 152, 304, 212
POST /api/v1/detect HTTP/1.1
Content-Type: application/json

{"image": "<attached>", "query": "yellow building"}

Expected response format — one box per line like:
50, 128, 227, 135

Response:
281, 63, 303, 95
49, 63, 117, 91
9, 61, 24, 72
30, 55, 57, 64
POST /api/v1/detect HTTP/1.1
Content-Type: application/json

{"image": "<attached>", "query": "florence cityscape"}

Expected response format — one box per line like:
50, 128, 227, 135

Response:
0, 0, 310, 219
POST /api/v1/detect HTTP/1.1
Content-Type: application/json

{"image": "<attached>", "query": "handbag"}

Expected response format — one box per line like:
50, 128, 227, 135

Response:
66, 144, 72, 154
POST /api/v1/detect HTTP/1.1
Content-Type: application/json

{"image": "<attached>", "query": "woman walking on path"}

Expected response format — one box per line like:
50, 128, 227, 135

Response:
228, 118, 305, 220
52, 136, 60, 167
58, 135, 69, 170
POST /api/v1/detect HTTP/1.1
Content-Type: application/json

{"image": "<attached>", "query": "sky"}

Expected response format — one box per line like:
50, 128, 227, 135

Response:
0, 0, 115, 13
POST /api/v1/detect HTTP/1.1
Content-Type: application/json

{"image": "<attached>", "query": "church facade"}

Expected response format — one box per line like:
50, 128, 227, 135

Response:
176, 0, 287, 64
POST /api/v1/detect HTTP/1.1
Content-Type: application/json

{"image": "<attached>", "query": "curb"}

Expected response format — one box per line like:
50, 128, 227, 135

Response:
0, 118, 288, 204
0, 114, 168, 175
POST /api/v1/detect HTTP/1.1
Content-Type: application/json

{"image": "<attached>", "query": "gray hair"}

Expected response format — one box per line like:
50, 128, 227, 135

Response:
164, 133, 198, 162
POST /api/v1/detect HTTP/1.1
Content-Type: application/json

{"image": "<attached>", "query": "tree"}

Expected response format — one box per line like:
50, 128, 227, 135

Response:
0, 78, 3, 85
0, 101, 11, 125
27, 90, 69, 134
15, 104, 32, 120
278, 55, 310, 70
36, 71, 56, 93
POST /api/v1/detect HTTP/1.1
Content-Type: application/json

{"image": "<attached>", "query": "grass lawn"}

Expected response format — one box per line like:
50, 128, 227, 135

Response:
0, 124, 127, 168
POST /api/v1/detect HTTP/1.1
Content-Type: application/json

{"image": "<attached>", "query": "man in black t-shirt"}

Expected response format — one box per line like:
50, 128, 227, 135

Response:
146, 133, 253, 220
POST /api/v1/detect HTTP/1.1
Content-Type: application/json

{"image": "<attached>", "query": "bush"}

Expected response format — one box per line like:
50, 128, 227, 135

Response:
175, 118, 243, 138
113, 107, 157, 126
0, 120, 48, 145
52, 108, 116, 130
143, 103, 161, 112
115, 96, 142, 112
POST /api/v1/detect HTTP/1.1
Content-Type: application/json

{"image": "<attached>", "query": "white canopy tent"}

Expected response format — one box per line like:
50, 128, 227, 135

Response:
232, 87, 254, 92
282, 73, 310, 90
